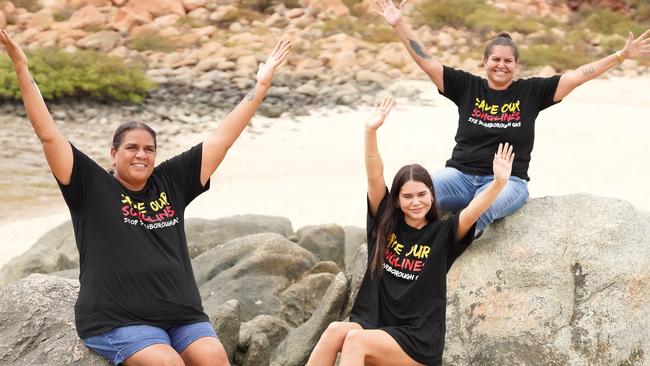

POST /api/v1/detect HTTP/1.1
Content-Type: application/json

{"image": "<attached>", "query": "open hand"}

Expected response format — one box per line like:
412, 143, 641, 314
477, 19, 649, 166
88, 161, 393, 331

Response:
493, 143, 514, 182
374, 0, 407, 27
0, 29, 28, 69
256, 39, 291, 88
366, 96, 394, 130
621, 29, 650, 60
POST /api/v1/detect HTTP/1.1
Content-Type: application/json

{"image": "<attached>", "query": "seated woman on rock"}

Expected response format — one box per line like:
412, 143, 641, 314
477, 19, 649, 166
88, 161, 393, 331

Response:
0, 29, 290, 366
306, 96, 514, 366
375, 0, 650, 237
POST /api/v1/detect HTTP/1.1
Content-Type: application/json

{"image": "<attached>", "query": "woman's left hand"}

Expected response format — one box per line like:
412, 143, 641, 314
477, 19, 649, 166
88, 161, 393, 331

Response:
256, 39, 291, 88
620, 29, 650, 60
493, 142, 514, 183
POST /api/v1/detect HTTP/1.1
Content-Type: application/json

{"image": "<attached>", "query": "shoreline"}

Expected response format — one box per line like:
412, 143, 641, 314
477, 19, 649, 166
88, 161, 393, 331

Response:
1, 77, 648, 268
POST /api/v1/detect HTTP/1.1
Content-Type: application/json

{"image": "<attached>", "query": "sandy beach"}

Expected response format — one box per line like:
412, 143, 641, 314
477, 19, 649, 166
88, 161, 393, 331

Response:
1, 76, 649, 268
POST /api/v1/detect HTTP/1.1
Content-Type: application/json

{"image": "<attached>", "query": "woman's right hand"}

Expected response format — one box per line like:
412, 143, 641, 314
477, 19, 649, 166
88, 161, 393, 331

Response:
0, 29, 28, 69
366, 96, 394, 130
374, 0, 407, 27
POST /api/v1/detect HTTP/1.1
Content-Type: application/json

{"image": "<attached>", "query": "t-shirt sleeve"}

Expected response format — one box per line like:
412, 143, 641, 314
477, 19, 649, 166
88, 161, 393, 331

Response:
439, 66, 474, 105
57, 143, 102, 210
156, 143, 209, 206
528, 74, 561, 110
366, 187, 389, 245
445, 213, 475, 272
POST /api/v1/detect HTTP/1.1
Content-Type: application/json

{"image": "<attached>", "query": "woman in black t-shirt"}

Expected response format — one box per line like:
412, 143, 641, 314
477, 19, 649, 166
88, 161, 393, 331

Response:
306, 97, 514, 365
1, 29, 290, 366
375, 0, 650, 236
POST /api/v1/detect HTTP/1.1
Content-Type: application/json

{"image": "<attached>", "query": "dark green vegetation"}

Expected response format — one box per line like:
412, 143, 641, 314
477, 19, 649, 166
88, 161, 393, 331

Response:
0, 49, 156, 103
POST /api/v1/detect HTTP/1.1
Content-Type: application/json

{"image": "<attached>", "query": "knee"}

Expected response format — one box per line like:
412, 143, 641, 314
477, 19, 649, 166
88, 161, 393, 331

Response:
342, 329, 365, 354
322, 321, 346, 338
204, 346, 229, 366
158, 354, 185, 366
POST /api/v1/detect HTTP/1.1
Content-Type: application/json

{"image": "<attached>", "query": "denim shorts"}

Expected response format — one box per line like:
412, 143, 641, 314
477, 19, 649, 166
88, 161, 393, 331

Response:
83, 321, 218, 365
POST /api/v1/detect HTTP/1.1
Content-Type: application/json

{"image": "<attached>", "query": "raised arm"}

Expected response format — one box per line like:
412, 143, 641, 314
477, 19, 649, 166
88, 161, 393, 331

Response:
554, 29, 650, 102
200, 40, 291, 186
456, 143, 514, 240
365, 96, 394, 216
375, 0, 444, 91
0, 29, 72, 184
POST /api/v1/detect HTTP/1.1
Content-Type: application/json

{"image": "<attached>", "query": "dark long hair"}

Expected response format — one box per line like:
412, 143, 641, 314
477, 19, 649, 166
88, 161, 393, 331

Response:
370, 164, 440, 277
483, 31, 519, 62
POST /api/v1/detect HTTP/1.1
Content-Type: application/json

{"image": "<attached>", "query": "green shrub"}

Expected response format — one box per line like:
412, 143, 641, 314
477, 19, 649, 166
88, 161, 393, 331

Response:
127, 32, 177, 52
584, 9, 646, 35
414, 0, 484, 28
176, 16, 205, 29
519, 44, 590, 70
7, 0, 41, 12
0, 49, 157, 103
415, 0, 541, 34
319, 17, 398, 43
53, 5, 75, 22
240, 0, 300, 11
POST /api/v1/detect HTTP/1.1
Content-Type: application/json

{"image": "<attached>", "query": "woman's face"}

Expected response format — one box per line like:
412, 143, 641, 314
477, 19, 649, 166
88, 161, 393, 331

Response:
484, 45, 517, 89
110, 129, 156, 191
398, 180, 433, 228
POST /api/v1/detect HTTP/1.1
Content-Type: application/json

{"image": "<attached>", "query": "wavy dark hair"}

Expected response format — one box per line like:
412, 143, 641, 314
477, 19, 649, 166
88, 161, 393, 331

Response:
483, 31, 519, 62
370, 164, 440, 277
112, 121, 157, 150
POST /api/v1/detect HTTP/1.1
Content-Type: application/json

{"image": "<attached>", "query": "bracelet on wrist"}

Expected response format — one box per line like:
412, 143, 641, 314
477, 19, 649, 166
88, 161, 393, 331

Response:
615, 50, 625, 63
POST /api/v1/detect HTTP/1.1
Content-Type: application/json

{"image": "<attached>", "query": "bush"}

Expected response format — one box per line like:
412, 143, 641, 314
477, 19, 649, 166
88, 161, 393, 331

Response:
0, 49, 157, 103
519, 44, 590, 70
7, 0, 41, 12
415, 0, 541, 34
240, 0, 300, 11
584, 9, 646, 35
319, 17, 398, 43
127, 32, 177, 52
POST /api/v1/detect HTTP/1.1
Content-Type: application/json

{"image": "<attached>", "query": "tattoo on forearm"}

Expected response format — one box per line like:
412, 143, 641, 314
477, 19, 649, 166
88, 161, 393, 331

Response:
246, 86, 257, 102
580, 65, 596, 77
408, 39, 431, 59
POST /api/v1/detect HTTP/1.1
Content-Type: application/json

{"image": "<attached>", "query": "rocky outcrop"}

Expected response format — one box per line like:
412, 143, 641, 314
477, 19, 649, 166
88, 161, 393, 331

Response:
185, 215, 294, 258
1, 195, 649, 365
195, 233, 320, 322
0, 274, 107, 365
0, 221, 77, 290
444, 194, 650, 365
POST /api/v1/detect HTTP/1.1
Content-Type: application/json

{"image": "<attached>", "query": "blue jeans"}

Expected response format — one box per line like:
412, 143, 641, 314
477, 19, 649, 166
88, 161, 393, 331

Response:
83, 322, 218, 365
432, 167, 528, 232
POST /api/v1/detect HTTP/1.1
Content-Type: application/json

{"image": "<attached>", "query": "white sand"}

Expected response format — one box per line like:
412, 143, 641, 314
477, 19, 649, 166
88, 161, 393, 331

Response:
1, 76, 648, 268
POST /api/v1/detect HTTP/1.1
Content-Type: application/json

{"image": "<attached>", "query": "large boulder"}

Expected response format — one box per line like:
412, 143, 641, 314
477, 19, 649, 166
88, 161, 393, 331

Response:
0, 221, 77, 289
271, 272, 349, 366
210, 299, 240, 364
185, 215, 294, 258
0, 274, 107, 365
194, 233, 319, 322
296, 224, 345, 269
444, 195, 650, 365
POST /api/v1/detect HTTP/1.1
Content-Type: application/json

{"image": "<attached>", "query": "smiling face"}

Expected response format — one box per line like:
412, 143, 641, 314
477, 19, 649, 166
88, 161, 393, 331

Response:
110, 129, 156, 191
397, 179, 434, 229
484, 45, 517, 90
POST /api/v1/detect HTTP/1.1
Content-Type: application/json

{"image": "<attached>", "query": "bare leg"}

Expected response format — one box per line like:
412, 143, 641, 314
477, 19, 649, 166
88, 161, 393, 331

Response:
306, 322, 363, 366
180, 337, 230, 366
339, 329, 424, 366
123, 344, 185, 366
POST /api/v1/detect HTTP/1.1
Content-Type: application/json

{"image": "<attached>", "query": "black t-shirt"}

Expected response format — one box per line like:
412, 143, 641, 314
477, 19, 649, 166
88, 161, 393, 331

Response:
349, 191, 475, 365
440, 66, 561, 180
58, 143, 210, 338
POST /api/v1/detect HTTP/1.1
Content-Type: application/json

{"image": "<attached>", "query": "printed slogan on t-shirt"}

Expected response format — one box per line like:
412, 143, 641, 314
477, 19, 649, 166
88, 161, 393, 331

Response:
469, 98, 522, 129
120, 192, 179, 230
383, 233, 430, 281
